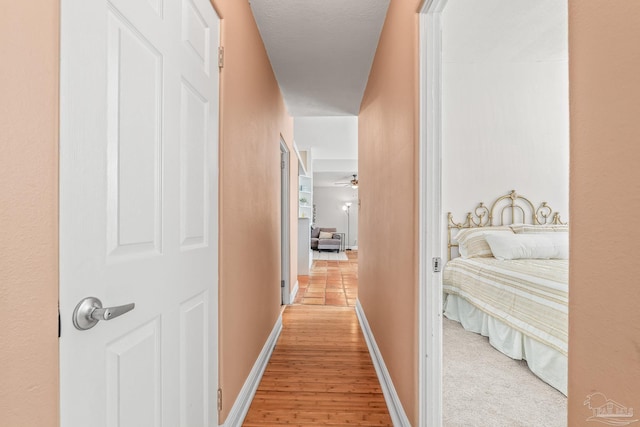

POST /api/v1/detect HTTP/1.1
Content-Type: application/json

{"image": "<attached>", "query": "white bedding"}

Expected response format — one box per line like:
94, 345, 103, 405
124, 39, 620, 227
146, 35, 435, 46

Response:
443, 257, 568, 395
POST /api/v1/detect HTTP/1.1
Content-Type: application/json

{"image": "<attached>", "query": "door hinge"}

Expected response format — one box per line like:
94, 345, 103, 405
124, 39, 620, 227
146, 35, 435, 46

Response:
281, 280, 285, 288
217, 388, 222, 412
218, 46, 224, 69
58, 306, 61, 338
432, 257, 442, 273
281, 160, 285, 169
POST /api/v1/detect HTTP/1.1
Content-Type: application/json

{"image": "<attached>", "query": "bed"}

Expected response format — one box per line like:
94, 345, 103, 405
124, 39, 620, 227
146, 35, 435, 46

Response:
443, 190, 568, 395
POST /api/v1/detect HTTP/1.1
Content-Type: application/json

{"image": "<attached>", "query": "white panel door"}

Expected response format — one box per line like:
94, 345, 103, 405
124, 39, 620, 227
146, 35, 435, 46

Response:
59, 0, 219, 426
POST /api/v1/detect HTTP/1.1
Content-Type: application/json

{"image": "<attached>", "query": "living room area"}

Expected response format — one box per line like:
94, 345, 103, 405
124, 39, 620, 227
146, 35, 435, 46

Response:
294, 116, 359, 305
295, 117, 359, 266
310, 178, 359, 259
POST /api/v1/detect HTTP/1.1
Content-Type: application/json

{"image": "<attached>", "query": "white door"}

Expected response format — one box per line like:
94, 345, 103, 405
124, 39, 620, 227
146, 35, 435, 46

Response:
59, 0, 219, 425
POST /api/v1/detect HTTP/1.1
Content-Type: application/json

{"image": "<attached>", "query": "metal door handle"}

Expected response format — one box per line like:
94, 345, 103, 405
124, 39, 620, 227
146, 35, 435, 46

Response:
72, 297, 135, 330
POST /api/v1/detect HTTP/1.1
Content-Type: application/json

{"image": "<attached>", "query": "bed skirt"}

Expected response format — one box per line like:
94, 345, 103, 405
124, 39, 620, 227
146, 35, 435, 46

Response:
444, 294, 567, 396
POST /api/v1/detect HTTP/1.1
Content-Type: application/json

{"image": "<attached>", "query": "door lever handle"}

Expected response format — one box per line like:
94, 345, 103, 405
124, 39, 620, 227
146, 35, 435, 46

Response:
91, 303, 135, 321
73, 297, 135, 331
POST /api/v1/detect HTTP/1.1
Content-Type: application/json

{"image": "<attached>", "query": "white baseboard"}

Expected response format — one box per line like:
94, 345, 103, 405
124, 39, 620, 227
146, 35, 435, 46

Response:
289, 280, 299, 304
355, 300, 411, 427
220, 314, 283, 427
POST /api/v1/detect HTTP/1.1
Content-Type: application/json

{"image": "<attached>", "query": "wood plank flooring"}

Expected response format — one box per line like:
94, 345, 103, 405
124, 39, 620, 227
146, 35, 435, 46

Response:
243, 305, 392, 426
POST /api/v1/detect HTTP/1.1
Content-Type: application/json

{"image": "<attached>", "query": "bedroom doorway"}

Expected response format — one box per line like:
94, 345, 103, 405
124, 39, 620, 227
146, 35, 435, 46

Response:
419, 1, 570, 425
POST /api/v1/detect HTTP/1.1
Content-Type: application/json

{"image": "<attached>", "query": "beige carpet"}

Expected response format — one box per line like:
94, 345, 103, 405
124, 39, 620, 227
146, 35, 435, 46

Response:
443, 317, 567, 427
312, 250, 348, 261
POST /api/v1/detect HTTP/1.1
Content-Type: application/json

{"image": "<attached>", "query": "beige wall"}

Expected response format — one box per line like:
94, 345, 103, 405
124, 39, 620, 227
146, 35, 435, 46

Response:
358, 0, 421, 424
0, 1, 60, 425
5, 0, 640, 425
568, 1, 640, 424
212, 0, 295, 422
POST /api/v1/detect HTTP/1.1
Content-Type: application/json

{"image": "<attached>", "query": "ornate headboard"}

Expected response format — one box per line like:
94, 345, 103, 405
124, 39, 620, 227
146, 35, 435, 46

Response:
447, 190, 566, 260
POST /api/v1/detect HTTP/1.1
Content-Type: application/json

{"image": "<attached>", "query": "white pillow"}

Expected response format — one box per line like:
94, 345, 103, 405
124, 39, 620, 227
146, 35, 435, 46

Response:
484, 233, 569, 260
510, 224, 568, 234
318, 231, 334, 239
455, 226, 512, 258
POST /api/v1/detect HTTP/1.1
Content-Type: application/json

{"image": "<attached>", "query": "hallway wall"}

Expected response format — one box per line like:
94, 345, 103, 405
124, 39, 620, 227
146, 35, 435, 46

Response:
0, 1, 60, 425
212, 0, 295, 422
358, 0, 421, 424
568, 0, 640, 423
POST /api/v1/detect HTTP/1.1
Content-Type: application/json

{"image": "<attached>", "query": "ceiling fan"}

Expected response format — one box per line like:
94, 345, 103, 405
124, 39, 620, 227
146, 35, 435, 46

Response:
334, 174, 359, 189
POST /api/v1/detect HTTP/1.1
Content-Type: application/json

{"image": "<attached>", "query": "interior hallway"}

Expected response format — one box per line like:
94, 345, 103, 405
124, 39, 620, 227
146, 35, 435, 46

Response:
243, 252, 392, 425
243, 303, 391, 425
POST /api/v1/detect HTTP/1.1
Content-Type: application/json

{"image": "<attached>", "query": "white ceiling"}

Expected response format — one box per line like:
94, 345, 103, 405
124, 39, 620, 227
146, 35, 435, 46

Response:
294, 117, 358, 159
294, 117, 358, 186
249, 0, 390, 116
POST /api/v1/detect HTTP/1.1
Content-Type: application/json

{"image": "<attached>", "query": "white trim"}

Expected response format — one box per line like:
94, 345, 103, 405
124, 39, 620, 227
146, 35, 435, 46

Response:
419, 0, 447, 426
280, 139, 291, 304
293, 141, 307, 176
220, 314, 283, 427
289, 280, 299, 303
355, 300, 411, 427
419, 0, 448, 14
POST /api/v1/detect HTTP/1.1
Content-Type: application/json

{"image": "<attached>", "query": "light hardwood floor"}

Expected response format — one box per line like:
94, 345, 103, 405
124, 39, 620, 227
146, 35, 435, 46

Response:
243, 304, 392, 426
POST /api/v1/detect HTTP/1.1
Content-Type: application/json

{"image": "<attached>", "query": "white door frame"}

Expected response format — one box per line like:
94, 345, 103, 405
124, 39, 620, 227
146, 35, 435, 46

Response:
280, 138, 291, 304
419, 0, 448, 426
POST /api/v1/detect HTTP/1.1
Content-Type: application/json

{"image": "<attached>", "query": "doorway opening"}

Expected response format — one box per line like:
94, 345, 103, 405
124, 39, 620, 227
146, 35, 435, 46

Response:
419, 1, 570, 425
280, 138, 291, 305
